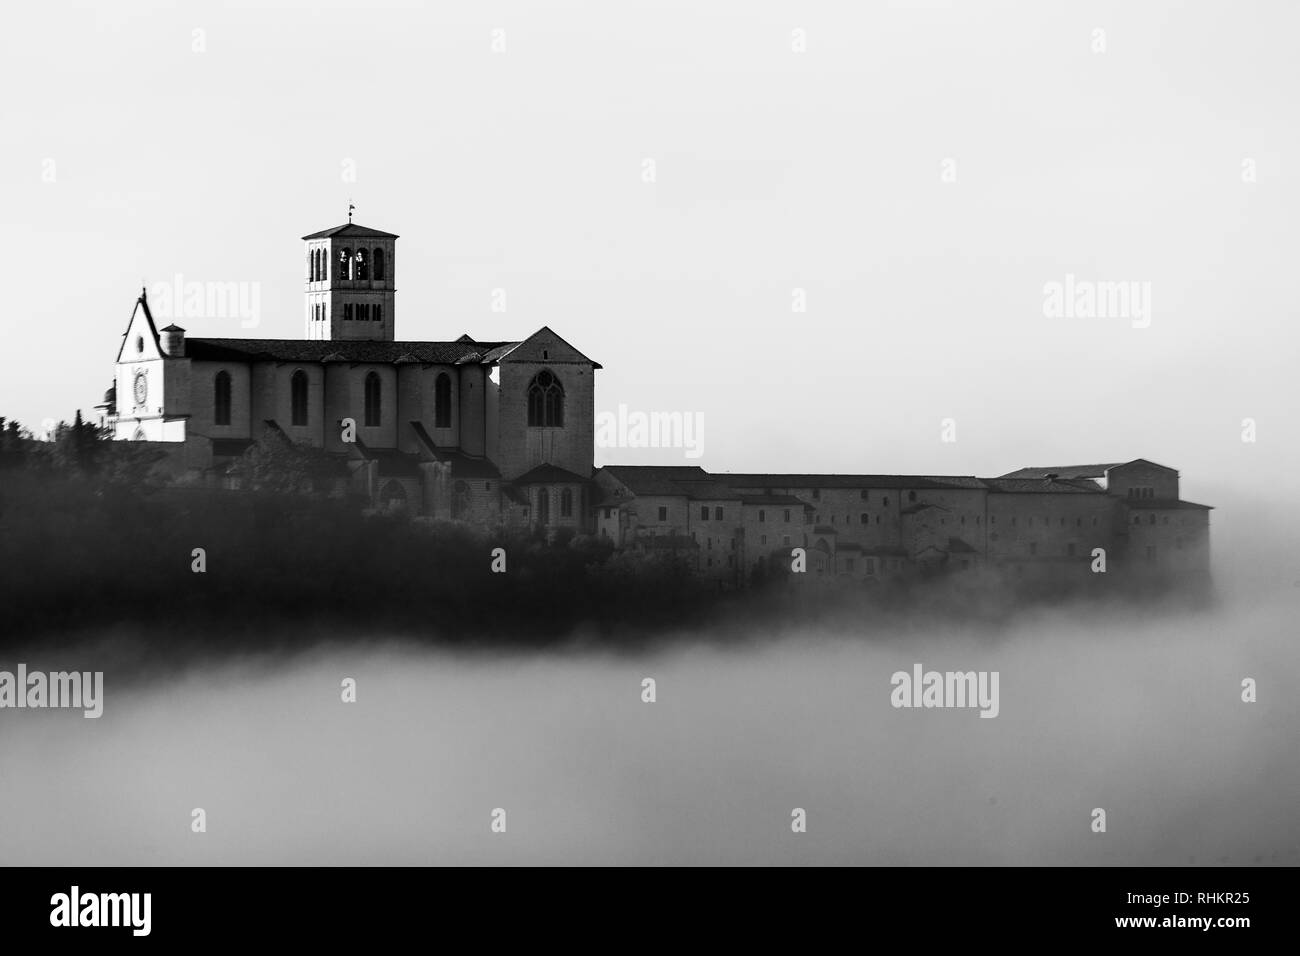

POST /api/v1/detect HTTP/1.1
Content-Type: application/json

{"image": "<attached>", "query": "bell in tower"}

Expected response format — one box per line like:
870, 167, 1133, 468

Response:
302, 212, 398, 342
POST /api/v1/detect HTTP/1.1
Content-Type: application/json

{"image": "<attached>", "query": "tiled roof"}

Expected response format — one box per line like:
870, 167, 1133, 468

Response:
406, 424, 502, 478
599, 465, 713, 497
1127, 499, 1213, 510
441, 452, 500, 479
739, 494, 811, 507
364, 448, 422, 478
301, 222, 400, 240
1002, 458, 1178, 478
982, 478, 1106, 494
999, 464, 1121, 479
672, 478, 741, 501
512, 463, 590, 485
721, 473, 984, 491
184, 338, 517, 365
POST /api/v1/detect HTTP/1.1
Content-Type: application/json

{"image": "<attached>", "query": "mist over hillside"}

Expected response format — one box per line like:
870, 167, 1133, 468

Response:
0, 501, 1294, 866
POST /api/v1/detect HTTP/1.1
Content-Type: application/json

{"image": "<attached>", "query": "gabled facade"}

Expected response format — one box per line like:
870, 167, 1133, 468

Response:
104, 220, 600, 532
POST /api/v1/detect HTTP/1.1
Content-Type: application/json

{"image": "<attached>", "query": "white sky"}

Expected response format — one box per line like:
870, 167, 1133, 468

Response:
2, 0, 1296, 505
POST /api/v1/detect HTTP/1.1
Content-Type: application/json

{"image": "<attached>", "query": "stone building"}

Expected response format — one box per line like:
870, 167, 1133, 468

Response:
593, 461, 1212, 587
103, 219, 600, 530
101, 216, 1211, 582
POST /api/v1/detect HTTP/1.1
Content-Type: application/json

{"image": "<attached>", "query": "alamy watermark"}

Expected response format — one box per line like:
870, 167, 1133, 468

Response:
1043, 273, 1151, 328
890, 663, 999, 718
595, 404, 704, 460
0, 664, 103, 717
149, 274, 261, 329
50, 886, 150, 936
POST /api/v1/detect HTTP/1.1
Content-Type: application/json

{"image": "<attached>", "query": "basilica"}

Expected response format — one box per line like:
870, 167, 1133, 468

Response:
101, 217, 1212, 587
103, 219, 598, 532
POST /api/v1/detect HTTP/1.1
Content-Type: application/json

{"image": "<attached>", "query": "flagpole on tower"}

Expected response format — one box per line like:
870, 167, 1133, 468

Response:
348, 200, 355, 223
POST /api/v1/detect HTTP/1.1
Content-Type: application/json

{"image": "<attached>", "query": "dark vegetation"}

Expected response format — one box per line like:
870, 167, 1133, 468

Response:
0, 414, 1206, 661
0, 415, 718, 654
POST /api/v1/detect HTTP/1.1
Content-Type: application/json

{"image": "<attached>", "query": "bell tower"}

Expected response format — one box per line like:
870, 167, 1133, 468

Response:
303, 213, 398, 341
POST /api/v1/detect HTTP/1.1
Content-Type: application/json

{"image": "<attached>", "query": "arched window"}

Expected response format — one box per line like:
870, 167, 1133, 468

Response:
536, 487, 550, 526
526, 370, 564, 427
356, 248, 368, 280
560, 487, 573, 518
308, 249, 315, 281
374, 248, 385, 280
339, 247, 352, 280
434, 373, 452, 428
321, 248, 327, 281
291, 370, 308, 426
860, 513, 869, 524
214, 370, 232, 425
376, 304, 383, 325
131, 426, 146, 442
364, 372, 382, 426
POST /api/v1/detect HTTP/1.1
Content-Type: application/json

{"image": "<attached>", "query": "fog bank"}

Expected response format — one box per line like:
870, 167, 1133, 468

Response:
1, 588, 1295, 865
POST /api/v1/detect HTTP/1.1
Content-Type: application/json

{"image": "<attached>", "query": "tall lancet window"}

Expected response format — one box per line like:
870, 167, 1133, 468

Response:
374, 248, 385, 281
364, 372, 382, 426
339, 248, 352, 281
214, 371, 232, 426
356, 248, 368, 280
526, 370, 564, 427
434, 373, 452, 428
291, 370, 309, 426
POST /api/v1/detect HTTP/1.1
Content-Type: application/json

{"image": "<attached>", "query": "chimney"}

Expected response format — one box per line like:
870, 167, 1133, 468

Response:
160, 324, 186, 357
